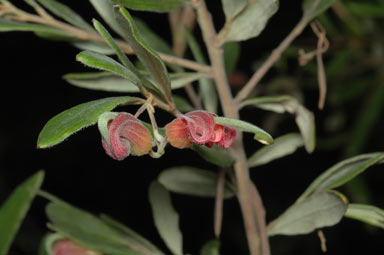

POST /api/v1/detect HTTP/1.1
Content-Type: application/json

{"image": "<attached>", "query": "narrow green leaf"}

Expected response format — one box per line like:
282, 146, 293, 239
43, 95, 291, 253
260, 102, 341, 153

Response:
0, 171, 44, 254
268, 191, 347, 236
214, 117, 273, 145
46, 202, 147, 255
37, 0, 94, 31
149, 181, 182, 255
72, 41, 115, 55
302, 0, 336, 23
37, 96, 144, 148
185, 29, 218, 113
134, 18, 173, 55
23, 0, 40, 8
298, 152, 384, 202
64, 72, 204, 93
0, 18, 71, 36
112, 0, 186, 12
173, 95, 194, 113
90, 0, 130, 41
200, 239, 220, 255
221, 0, 247, 21
76, 50, 139, 85
119, 7, 173, 103
191, 144, 235, 167
240, 95, 316, 153
248, 133, 304, 168
64, 72, 139, 92
345, 204, 384, 229
158, 167, 235, 198
223, 41, 241, 75
223, 0, 279, 42
99, 214, 163, 254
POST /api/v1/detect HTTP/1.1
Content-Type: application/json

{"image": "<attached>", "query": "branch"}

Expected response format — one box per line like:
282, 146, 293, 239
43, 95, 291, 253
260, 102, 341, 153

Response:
235, 17, 309, 103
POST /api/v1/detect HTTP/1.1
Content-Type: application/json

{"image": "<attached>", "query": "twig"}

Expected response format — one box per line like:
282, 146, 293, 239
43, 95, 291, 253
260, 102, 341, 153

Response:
193, 1, 264, 254
249, 181, 270, 255
317, 229, 327, 252
214, 168, 226, 238
235, 17, 309, 103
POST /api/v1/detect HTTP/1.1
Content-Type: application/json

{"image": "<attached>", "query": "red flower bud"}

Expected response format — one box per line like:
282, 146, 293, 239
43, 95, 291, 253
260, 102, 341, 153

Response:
166, 111, 236, 149
52, 239, 100, 255
100, 112, 152, 160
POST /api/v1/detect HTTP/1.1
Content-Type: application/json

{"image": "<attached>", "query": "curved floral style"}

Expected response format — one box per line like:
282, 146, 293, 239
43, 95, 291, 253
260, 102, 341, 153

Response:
100, 112, 153, 160
166, 111, 237, 149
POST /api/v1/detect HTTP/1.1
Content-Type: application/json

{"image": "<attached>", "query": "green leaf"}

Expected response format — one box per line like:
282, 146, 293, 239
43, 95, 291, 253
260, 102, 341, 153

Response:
39, 232, 64, 255
302, 0, 336, 23
0, 18, 71, 36
173, 95, 193, 113
347, 2, 384, 18
46, 202, 149, 255
240, 95, 316, 153
149, 181, 182, 255
191, 144, 235, 168
268, 191, 347, 236
298, 152, 384, 202
76, 50, 140, 85
72, 41, 115, 55
185, 29, 218, 113
119, 7, 173, 103
134, 17, 173, 55
158, 167, 235, 198
99, 214, 163, 254
37, 96, 144, 148
37, 0, 94, 31
90, 0, 130, 41
200, 239, 220, 255
64, 72, 204, 93
64, 72, 139, 92
112, 0, 186, 12
214, 117, 273, 145
0, 171, 44, 254
248, 133, 304, 168
223, 0, 279, 42
345, 204, 384, 229
223, 41, 241, 75
221, 0, 247, 21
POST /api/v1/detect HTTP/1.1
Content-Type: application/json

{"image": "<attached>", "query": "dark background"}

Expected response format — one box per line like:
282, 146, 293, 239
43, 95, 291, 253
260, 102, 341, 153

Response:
1, 0, 383, 254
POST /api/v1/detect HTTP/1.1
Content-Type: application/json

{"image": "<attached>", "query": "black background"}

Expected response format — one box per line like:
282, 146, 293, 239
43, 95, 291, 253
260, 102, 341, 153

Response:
0, 0, 383, 254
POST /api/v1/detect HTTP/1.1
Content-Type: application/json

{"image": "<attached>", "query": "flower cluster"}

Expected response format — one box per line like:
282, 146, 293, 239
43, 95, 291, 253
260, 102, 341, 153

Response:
99, 110, 236, 160
166, 111, 236, 149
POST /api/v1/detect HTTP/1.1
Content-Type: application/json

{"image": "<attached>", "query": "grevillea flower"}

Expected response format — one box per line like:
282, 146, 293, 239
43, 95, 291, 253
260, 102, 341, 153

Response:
53, 239, 100, 255
99, 112, 152, 160
166, 110, 236, 149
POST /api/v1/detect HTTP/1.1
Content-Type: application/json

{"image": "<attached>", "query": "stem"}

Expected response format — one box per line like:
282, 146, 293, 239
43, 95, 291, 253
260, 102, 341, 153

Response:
193, 1, 266, 254
235, 17, 309, 103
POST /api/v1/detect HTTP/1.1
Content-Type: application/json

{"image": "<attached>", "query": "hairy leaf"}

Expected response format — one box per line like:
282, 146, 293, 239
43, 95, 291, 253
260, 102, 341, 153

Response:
240, 95, 315, 153
37, 0, 93, 31
72, 41, 115, 55
0, 18, 71, 36
345, 204, 384, 229
46, 202, 148, 255
268, 191, 347, 236
221, 0, 247, 21
191, 144, 235, 167
158, 167, 235, 198
223, 0, 279, 42
214, 117, 273, 145
248, 133, 304, 168
0, 171, 44, 254
303, 0, 336, 22
298, 152, 384, 202
37, 96, 144, 148
149, 181, 182, 255
223, 41, 241, 75
112, 0, 186, 12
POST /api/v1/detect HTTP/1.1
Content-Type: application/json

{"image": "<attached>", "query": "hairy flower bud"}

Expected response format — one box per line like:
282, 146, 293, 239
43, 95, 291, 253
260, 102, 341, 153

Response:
98, 112, 152, 160
52, 239, 100, 255
166, 111, 236, 149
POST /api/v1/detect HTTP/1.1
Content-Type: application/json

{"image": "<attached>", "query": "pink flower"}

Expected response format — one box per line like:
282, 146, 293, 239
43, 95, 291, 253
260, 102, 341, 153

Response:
100, 112, 152, 160
166, 111, 236, 149
52, 239, 100, 255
